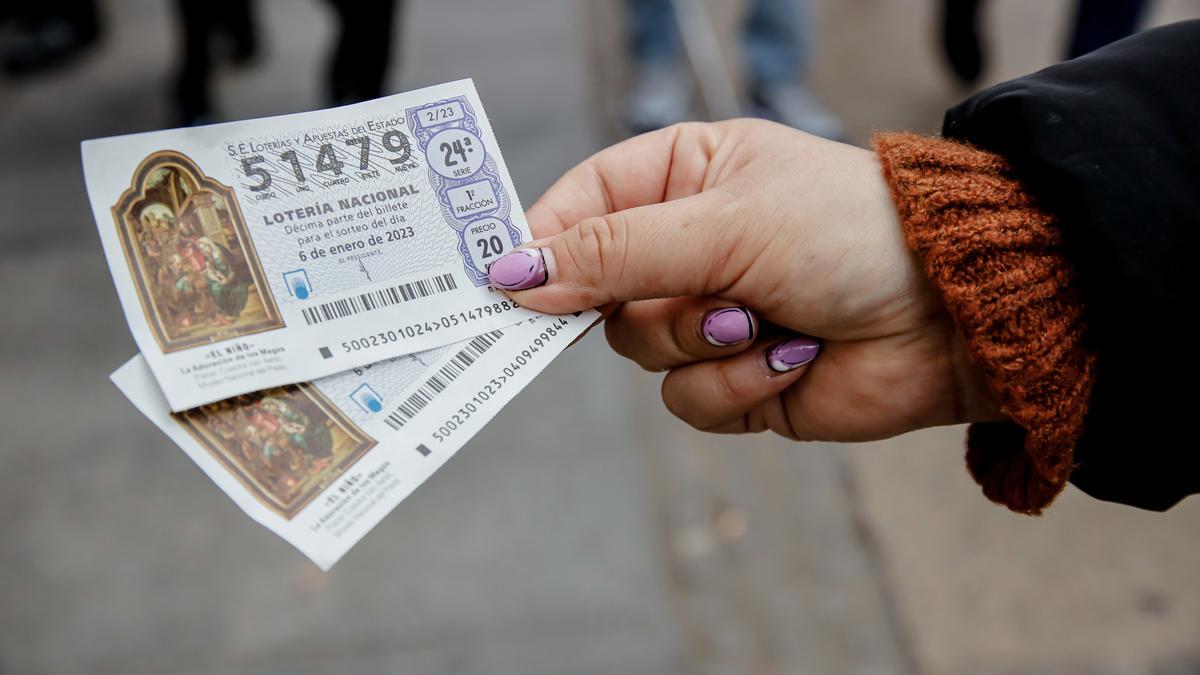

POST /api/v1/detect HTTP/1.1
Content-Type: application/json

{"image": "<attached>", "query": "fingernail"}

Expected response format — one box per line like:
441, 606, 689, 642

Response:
488, 248, 547, 290
766, 335, 821, 372
702, 307, 756, 346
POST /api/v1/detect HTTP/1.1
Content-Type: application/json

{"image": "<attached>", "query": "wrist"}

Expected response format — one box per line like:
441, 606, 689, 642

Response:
949, 327, 1006, 424
874, 131, 1096, 514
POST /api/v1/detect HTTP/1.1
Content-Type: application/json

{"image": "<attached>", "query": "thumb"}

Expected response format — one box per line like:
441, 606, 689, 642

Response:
488, 190, 747, 314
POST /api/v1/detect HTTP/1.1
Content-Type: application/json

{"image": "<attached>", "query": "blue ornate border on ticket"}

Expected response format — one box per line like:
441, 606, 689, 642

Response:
406, 96, 523, 287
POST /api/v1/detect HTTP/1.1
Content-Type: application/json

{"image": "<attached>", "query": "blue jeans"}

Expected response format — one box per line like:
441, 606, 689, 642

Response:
627, 0, 811, 85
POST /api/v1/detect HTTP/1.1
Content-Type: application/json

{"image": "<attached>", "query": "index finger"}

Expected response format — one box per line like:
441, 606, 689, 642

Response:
524, 122, 723, 239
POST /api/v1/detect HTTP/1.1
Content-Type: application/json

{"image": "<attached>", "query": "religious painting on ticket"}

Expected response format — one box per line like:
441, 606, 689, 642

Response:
176, 384, 376, 519
112, 150, 284, 353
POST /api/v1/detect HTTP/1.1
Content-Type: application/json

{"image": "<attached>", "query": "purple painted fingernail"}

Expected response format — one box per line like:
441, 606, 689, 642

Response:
488, 248, 547, 290
702, 307, 756, 346
766, 335, 821, 372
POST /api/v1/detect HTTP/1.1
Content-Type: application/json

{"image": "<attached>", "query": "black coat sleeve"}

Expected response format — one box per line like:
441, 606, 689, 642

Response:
942, 20, 1200, 510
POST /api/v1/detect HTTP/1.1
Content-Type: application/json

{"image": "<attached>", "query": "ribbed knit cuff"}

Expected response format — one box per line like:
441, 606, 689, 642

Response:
873, 132, 1096, 515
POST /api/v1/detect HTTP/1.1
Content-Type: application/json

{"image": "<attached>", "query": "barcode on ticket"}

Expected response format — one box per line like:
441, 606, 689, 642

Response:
384, 330, 504, 430
301, 273, 458, 326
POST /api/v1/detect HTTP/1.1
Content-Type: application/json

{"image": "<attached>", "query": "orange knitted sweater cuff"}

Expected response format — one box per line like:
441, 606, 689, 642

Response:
872, 132, 1096, 515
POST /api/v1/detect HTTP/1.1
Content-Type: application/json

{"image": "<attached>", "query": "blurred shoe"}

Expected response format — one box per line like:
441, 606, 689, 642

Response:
622, 62, 690, 135
750, 82, 843, 140
2, 11, 100, 77
941, 0, 985, 85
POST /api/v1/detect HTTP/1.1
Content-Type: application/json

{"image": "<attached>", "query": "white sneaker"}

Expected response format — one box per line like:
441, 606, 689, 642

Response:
751, 83, 843, 140
622, 62, 691, 135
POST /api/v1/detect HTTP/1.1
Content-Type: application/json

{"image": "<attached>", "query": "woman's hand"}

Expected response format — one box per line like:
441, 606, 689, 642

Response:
490, 119, 1001, 441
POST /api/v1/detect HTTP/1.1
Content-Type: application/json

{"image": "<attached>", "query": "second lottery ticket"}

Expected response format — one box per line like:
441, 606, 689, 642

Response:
111, 311, 596, 570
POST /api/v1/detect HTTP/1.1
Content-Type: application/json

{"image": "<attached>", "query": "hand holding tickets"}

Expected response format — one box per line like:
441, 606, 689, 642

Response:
89, 80, 596, 569
486, 120, 1000, 442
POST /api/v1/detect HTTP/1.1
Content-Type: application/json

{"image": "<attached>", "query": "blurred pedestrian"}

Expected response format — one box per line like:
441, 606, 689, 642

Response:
623, 0, 842, 138
174, 0, 260, 126
941, 0, 1148, 84
325, 0, 398, 106
489, 21, 1200, 515
1066, 0, 1147, 58
172, 0, 400, 126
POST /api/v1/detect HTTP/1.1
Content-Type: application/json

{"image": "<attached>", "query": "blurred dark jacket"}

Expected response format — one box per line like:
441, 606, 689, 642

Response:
944, 20, 1200, 510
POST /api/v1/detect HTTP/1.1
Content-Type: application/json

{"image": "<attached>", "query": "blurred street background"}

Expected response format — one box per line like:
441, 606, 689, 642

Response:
2, 1, 1200, 673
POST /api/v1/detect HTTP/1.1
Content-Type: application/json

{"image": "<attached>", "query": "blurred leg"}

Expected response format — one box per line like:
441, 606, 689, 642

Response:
1066, 0, 1145, 59
622, 0, 689, 133
940, 0, 986, 85
628, 0, 680, 66
742, 0, 809, 85
173, 0, 215, 125
326, 0, 399, 105
215, 0, 259, 65
743, 0, 841, 139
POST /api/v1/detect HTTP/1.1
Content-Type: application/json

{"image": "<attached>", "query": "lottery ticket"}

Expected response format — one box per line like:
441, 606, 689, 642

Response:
111, 311, 596, 570
85, 79, 540, 411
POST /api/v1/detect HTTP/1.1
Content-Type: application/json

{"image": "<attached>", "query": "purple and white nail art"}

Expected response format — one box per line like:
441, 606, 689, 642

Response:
488, 248, 547, 290
702, 307, 756, 346
767, 335, 821, 372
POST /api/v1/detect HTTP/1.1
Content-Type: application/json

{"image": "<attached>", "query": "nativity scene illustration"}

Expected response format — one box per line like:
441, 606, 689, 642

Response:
113, 151, 283, 353
176, 384, 376, 519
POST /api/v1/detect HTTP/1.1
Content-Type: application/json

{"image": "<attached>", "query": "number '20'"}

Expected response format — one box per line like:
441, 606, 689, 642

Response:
476, 236, 504, 259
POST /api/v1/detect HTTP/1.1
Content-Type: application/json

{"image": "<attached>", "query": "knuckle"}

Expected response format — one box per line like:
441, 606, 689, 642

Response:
566, 215, 626, 283
668, 121, 723, 153
703, 415, 749, 435
667, 121, 707, 140
603, 317, 633, 358
743, 408, 770, 434
774, 423, 805, 442
710, 361, 742, 408
776, 406, 812, 442
670, 310, 707, 361
661, 376, 702, 429
667, 121, 697, 132
603, 317, 662, 371
640, 361, 668, 374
